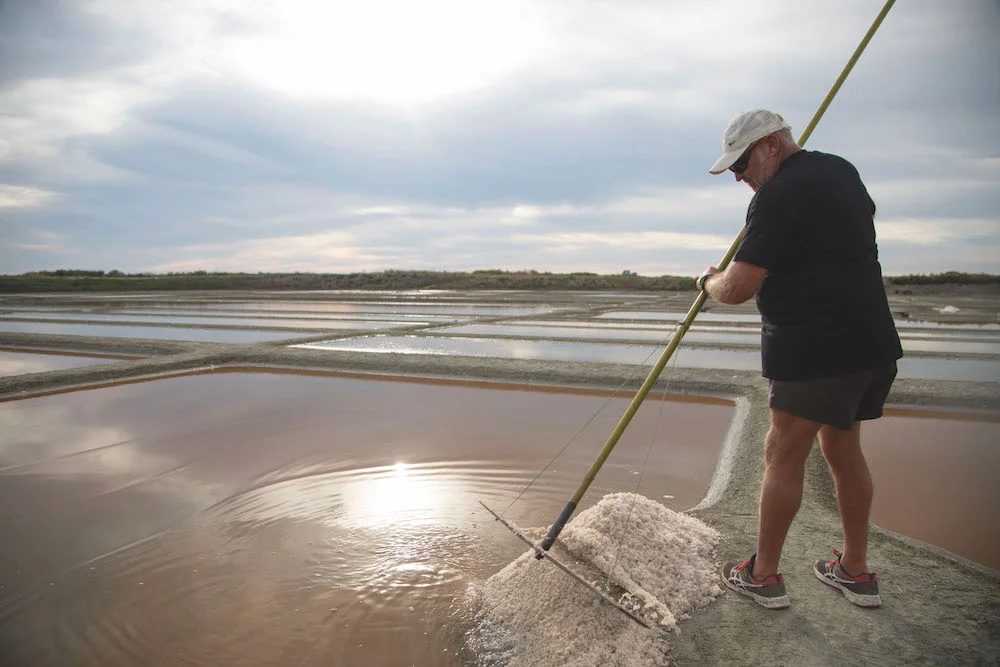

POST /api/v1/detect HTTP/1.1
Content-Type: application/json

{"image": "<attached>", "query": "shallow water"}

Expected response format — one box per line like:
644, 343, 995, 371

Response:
896, 338, 1000, 355
298, 335, 1000, 382
2, 289, 997, 662
90, 309, 460, 322
866, 410, 1000, 570
595, 310, 763, 323
0, 350, 131, 378
0, 312, 439, 329
432, 323, 1000, 356
436, 323, 763, 346
146, 301, 562, 316
297, 335, 760, 368
895, 320, 1000, 330
0, 371, 734, 666
0, 321, 404, 343
597, 311, 1000, 331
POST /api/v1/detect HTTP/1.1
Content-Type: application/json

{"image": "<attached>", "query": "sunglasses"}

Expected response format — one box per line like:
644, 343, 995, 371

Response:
729, 139, 762, 174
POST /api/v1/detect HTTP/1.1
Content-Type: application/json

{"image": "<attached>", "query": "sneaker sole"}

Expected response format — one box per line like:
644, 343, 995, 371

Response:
723, 576, 790, 609
813, 566, 882, 608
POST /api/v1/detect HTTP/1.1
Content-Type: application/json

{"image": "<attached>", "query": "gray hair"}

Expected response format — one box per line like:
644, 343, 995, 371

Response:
775, 127, 796, 142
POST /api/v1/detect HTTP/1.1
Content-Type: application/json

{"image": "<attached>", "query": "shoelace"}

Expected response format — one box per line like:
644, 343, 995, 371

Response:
733, 558, 776, 586
828, 549, 865, 583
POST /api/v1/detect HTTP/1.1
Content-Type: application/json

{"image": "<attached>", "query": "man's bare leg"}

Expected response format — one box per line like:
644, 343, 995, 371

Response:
819, 422, 872, 575
753, 408, 822, 579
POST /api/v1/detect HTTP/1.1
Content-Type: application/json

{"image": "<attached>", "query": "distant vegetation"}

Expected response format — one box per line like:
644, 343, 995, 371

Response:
0, 269, 696, 292
0, 270, 995, 293
885, 272, 1000, 286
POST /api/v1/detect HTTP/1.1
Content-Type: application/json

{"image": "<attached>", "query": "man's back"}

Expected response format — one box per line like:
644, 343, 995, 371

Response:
734, 150, 902, 380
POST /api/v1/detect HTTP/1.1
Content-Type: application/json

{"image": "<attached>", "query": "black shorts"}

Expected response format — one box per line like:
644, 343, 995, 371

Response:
768, 361, 898, 431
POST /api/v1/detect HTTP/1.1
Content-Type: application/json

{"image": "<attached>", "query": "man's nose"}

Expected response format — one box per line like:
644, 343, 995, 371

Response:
734, 171, 744, 183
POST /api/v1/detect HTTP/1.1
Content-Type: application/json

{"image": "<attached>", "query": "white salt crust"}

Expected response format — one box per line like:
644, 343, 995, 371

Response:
474, 493, 722, 666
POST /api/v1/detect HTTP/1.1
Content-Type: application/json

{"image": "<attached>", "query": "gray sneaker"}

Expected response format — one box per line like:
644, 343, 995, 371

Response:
721, 554, 790, 609
813, 550, 881, 608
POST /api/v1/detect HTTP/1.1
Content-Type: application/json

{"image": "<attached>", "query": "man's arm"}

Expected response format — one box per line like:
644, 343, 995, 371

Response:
699, 260, 767, 304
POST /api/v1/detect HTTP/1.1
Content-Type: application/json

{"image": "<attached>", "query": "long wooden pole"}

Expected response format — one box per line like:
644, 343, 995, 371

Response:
538, 0, 898, 552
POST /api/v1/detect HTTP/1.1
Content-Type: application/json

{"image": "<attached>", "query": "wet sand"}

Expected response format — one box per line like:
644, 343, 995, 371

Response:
0, 371, 733, 666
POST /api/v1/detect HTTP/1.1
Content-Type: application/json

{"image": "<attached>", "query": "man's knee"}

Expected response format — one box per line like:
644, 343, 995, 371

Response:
764, 409, 821, 467
819, 423, 863, 469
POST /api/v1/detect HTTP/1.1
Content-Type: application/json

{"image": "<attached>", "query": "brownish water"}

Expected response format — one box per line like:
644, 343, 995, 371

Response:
866, 409, 1000, 571
0, 348, 137, 377
0, 370, 733, 666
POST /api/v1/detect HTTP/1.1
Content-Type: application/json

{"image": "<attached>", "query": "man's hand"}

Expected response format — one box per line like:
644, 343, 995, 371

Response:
697, 267, 720, 293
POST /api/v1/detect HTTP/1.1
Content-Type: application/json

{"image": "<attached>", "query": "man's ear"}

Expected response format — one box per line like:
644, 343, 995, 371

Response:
764, 134, 779, 156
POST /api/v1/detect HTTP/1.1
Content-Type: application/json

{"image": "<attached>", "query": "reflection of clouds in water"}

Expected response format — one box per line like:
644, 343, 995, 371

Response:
3, 495, 481, 667
0, 357, 56, 376
0, 395, 218, 512
508, 340, 547, 360
54, 436, 178, 480
0, 400, 135, 469
901, 339, 1000, 355
300, 335, 669, 364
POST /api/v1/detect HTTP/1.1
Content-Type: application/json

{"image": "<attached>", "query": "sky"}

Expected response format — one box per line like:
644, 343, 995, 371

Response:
0, 0, 997, 277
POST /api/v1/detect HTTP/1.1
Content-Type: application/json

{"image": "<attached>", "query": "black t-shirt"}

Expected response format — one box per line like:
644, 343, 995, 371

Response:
733, 150, 903, 380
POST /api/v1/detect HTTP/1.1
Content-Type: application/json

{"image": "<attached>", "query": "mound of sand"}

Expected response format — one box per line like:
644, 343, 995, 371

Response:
472, 493, 722, 666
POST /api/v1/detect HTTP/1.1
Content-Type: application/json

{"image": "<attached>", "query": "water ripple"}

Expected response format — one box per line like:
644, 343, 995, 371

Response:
0, 460, 551, 666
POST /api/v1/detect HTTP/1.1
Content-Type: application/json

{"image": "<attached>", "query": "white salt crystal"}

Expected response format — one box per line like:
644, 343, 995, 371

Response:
474, 493, 722, 666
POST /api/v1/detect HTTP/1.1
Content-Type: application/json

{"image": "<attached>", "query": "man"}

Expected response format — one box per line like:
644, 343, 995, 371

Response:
699, 109, 903, 609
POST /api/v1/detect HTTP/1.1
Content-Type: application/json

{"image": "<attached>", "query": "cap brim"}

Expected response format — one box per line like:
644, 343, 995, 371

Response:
709, 146, 745, 175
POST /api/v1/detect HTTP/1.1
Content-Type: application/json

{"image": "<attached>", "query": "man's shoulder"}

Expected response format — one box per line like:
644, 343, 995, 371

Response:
747, 177, 791, 222
787, 149, 858, 174
766, 151, 860, 195
750, 151, 849, 211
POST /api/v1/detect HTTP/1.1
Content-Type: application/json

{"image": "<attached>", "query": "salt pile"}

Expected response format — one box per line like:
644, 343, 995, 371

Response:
472, 493, 721, 666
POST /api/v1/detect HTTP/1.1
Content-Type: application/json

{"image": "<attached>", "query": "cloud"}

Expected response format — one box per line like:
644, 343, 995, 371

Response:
511, 230, 732, 252
140, 190, 741, 274
0, 0, 151, 84
0, 185, 58, 209
0, 0, 997, 276
876, 218, 1000, 245
155, 230, 376, 273
0, 228, 75, 255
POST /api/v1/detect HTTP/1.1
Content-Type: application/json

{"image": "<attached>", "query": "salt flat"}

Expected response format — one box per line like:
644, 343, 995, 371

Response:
0, 288, 997, 665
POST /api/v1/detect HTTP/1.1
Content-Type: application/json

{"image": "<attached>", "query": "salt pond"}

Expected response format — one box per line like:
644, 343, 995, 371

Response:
0, 349, 134, 377
0, 370, 733, 666
0, 321, 405, 343
1, 288, 997, 665
298, 335, 1000, 382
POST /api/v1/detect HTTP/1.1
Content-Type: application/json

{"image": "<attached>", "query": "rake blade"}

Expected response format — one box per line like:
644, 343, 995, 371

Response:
479, 501, 650, 629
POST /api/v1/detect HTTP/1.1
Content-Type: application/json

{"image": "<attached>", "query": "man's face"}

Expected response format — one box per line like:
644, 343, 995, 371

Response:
733, 135, 775, 192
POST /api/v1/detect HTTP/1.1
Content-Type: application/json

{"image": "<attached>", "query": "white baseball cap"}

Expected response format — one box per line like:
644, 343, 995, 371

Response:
709, 109, 792, 174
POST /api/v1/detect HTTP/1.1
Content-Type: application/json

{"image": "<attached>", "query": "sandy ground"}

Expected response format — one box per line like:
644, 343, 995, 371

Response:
1, 287, 998, 664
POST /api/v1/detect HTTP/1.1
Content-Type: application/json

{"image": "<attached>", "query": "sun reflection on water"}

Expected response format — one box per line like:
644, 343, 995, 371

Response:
346, 461, 452, 529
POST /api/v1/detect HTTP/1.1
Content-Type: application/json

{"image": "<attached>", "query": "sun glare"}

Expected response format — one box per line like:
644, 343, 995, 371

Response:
346, 461, 447, 527
220, 0, 541, 105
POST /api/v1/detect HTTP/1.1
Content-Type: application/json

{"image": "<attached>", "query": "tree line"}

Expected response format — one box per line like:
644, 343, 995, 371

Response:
0, 269, 995, 293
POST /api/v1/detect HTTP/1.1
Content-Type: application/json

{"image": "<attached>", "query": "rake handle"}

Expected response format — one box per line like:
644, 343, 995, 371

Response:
538, 0, 897, 552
